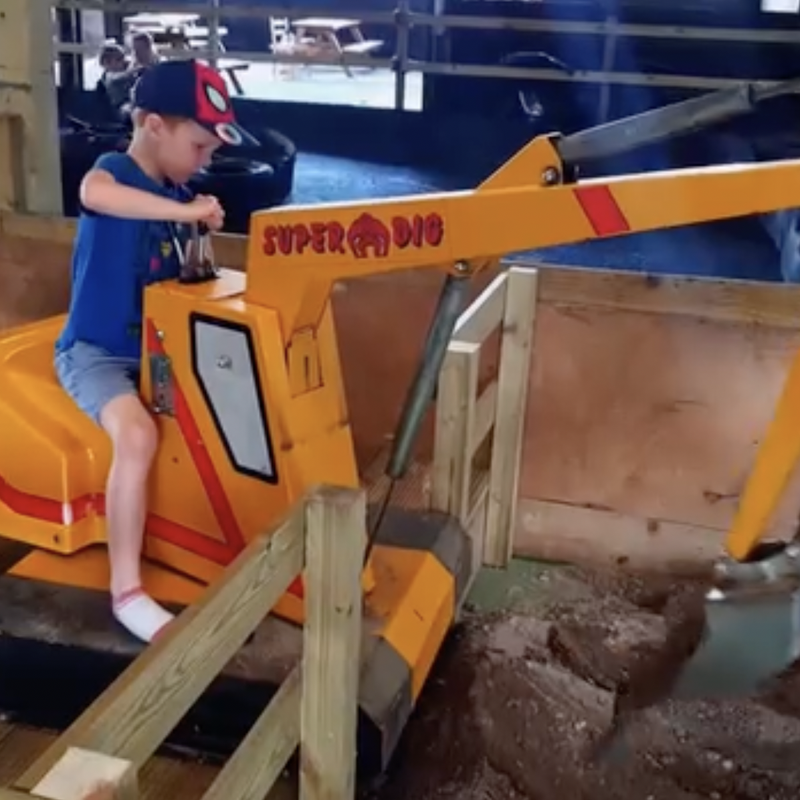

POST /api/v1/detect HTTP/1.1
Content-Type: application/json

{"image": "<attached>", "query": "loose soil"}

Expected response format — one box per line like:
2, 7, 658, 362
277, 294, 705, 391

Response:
369, 565, 800, 800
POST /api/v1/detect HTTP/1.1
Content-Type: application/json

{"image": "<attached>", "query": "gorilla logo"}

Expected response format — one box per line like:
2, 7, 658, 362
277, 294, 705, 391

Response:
347, 213, 391, 259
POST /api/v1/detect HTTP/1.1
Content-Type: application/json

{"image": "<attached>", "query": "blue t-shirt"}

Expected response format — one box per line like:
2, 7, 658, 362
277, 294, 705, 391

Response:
56, 152, 191, 362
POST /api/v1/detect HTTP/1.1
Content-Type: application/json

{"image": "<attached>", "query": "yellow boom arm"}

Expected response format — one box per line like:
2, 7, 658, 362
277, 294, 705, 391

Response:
243, 132, 800, 564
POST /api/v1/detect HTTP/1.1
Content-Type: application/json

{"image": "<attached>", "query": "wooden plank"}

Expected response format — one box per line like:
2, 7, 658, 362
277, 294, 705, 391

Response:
472, 378, 497, 452
14, 507, 305, 791
510, 260, 800, 329
201, 668, 301, 800
518, 297, 800, 546
514, 498, 731, 575
484, 267, 538, 567
31, 749, 137, 800
431, 343, 480, 520
0, 213, 248, 271
299, 486, 365, 800
0, 724, 222, 800
0, 115, 25, 211
452, 272, 506, 345
0, 1, 63, 214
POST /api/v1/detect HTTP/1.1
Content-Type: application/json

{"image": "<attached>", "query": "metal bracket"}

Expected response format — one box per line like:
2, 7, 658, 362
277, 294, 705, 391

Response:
149, 353, 175, 416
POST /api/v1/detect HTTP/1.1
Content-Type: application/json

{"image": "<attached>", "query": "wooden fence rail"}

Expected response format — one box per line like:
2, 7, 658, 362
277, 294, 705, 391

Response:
0, 484, 365, 800
431, 265, 538, 574
51, 0, 800, 114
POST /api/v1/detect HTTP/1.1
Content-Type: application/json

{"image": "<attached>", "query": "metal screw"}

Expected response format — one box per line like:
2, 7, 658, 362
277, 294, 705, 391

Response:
156, 329, 165, 341
542, 167, 560, 186
217, 355, 233, 369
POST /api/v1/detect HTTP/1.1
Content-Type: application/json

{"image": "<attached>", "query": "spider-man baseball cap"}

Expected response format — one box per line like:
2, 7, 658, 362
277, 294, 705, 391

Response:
132, 59, 259, 147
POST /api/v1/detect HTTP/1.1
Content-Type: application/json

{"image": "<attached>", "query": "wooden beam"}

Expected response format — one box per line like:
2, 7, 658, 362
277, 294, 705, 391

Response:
0, 0, 63, 214
513, 498, 729, 575
451, 272, 507, 345
431, 341, 480, 522
14, 506, 305, 791
483, 267, 538, 567
201, 668, 301, 800
299, 486, 365, 800
512, 259, 800, 329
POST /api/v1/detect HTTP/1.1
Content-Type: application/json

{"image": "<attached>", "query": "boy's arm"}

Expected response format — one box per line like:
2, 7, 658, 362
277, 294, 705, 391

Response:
80, 168, 217, 224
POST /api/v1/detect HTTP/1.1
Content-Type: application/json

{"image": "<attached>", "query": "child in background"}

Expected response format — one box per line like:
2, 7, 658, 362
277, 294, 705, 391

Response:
131, 31, 161, 70
97, 41, 136, 116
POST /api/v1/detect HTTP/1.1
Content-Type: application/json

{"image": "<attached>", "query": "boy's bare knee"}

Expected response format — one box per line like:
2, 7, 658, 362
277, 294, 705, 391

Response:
116, 418, 157, 463
100, 394, 158, 464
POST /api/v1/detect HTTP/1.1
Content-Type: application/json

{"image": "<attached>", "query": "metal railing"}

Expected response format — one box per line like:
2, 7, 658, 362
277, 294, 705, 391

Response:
52, 0, 800, 114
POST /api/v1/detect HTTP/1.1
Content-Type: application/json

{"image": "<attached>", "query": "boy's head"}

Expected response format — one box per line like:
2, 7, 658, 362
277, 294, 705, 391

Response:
130, 60, 257, 184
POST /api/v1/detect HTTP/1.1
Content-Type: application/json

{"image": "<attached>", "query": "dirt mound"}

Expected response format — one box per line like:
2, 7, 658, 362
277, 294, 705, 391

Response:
371, 566, 800, 800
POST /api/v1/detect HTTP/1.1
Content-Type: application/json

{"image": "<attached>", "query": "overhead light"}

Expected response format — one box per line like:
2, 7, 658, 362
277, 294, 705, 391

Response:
762, 0, 800, 13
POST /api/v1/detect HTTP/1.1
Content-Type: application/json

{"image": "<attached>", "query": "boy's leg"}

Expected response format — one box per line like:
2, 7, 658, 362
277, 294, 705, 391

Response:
99, 393, 174, 642
55, 342, 174, 643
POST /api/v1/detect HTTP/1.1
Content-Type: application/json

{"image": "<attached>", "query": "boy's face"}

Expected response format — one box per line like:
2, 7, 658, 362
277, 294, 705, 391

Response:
148, 117, 222, 184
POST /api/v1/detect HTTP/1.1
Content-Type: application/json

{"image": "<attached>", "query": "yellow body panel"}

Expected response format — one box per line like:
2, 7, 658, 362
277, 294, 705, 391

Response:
0, 269, 375, 624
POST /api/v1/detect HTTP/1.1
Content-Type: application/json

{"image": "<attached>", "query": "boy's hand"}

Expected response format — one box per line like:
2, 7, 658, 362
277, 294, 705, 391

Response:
181, 194, 225, 230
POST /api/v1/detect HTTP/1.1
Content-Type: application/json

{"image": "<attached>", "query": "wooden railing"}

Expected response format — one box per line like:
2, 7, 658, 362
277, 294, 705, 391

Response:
431, 265, 538, 573
51, 0, 800, 114
0, 485, 366, 800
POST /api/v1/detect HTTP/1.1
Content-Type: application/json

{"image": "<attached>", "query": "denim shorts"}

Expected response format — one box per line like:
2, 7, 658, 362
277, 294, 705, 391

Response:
55, 341, 140, 425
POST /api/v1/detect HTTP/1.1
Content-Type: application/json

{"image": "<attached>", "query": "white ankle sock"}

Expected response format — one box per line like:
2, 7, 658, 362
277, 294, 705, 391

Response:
112, 588, 174, 643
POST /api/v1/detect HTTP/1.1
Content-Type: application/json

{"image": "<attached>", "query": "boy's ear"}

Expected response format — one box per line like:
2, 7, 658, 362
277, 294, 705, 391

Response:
137, 110, 166, 134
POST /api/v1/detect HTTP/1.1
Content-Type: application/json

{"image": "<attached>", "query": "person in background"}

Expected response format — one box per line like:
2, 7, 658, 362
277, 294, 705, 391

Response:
96, 40, 137, 119
131, 31, 161, 70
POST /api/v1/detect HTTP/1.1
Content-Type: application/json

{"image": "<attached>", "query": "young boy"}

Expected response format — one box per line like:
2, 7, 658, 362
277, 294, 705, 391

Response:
55, 59, 256, 644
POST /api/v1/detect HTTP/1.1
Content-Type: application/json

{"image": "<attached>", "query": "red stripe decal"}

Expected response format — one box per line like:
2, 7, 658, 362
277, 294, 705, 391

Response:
0, 320, 305, 595
0, 480, 234, 566
146, 318, 246, 554
573, 185, 630, 237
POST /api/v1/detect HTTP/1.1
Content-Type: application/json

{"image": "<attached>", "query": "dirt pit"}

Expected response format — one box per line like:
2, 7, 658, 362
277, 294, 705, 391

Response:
369, 565, 800, 800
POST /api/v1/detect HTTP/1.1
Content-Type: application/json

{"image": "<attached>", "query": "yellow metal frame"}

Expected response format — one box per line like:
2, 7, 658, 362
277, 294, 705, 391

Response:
0, 126, 798, 690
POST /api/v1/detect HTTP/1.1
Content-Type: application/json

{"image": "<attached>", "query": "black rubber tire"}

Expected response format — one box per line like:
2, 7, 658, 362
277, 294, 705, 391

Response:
188, 127, 297, 234
59, 118, 296, 231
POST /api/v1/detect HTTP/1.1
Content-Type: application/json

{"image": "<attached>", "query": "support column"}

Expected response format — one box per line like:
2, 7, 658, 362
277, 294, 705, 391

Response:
0, 0, 63, 214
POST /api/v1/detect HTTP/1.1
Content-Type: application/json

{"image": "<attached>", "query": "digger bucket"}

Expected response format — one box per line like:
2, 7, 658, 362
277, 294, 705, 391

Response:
669, 574, 800, 701
594, 542, 800, 761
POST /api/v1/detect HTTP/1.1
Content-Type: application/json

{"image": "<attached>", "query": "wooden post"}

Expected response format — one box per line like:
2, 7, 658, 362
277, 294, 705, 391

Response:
201, 669, 301, 800
431, 340, 480, 521
394, 0, 411, 110
483, 267, 538, 567
299, 486, 365, 800
0, 0, 63, 213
